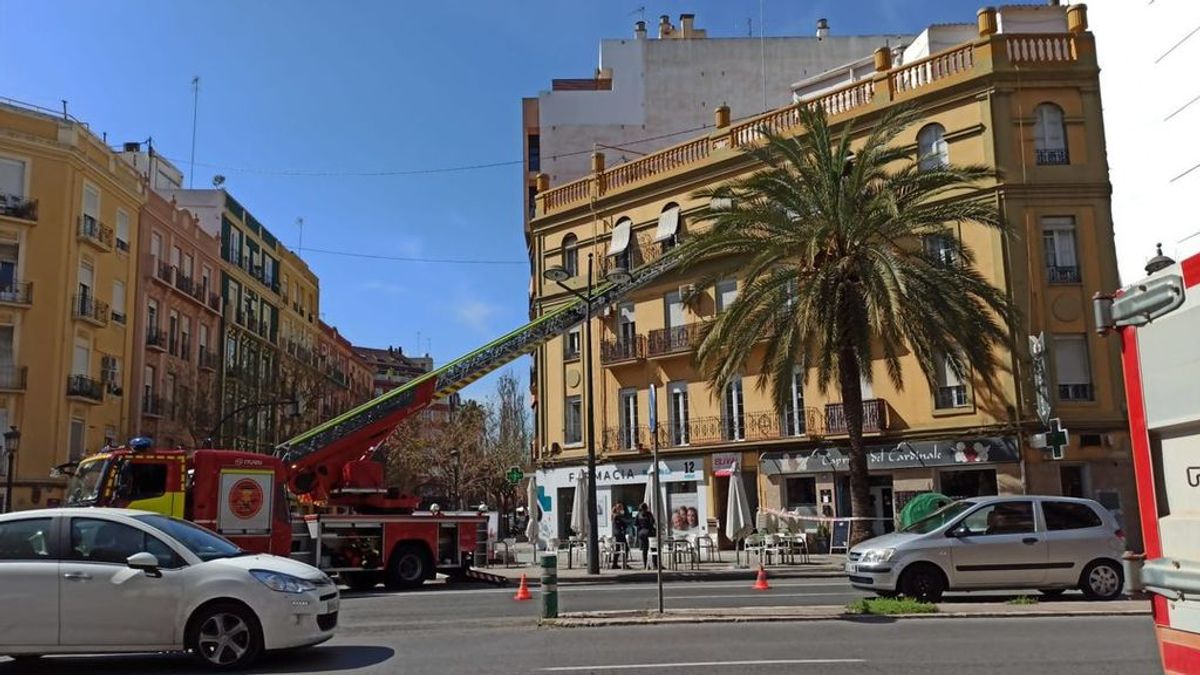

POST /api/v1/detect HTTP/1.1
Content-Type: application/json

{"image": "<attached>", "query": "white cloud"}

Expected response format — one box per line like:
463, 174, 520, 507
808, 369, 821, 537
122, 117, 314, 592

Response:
455, 298, 497, 331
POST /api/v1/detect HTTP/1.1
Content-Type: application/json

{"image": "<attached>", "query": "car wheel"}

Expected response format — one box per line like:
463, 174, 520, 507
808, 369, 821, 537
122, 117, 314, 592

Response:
386, 544, 429, 590
1038, 588, 1067, 598
187, 602, 264, 670
1080, 560, 1123, 600
899, 564, 946, 603
341, 571, 382, 592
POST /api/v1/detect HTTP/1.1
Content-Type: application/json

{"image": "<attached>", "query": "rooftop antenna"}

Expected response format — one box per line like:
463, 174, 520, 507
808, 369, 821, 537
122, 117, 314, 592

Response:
296, 216, 304, 253
629, 5, 645, 22
189, 76, 200, 189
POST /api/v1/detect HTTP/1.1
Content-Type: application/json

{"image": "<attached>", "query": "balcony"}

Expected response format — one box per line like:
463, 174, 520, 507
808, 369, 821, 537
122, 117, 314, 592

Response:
1046, 265, 1081, 284
155, 261, 174, 285
0, 365, 27, 392
606, 408, 824, 452
0, 281, 32, 307
143, 393, 165, 417
66, 374, 104, 403
77, 215, 114, 250
600, 335, 645, 365
208, 292, 222, 312
647, 323, 709, 358
0, 194, 37, 222
1035, 148, 1069, 166
146, 327, 167, 351
175, 272, 195, 295
825, 399, 888, 435
199, 348, 218, 371
72, 294, 110, 327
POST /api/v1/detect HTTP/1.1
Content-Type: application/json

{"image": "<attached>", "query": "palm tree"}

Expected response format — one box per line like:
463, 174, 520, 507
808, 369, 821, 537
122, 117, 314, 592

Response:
677, 105, 1015, 546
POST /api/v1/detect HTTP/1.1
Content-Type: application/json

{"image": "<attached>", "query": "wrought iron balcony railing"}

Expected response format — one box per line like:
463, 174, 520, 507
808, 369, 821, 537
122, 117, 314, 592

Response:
824, 399, 888, 435
600, 335, 645, 364
67, 374, 104, 402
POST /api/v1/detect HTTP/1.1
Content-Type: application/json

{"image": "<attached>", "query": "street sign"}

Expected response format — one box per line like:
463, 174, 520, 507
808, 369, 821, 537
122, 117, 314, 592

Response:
1029, 333, 1052, 427
505, 466, 524, 484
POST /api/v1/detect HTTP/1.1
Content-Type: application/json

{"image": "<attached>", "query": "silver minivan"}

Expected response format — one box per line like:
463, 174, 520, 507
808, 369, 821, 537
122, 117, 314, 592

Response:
846, 495, 1126, 601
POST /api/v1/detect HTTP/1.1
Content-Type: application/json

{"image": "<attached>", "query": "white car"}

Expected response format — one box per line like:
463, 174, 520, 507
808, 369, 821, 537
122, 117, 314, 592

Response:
0, 508, 338, 670
846, 495, 1126, 602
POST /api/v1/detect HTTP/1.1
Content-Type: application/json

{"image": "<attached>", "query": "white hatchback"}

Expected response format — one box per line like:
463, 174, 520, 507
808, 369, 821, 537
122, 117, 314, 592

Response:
0, 508, 338, 670
846, 495, 1126, 602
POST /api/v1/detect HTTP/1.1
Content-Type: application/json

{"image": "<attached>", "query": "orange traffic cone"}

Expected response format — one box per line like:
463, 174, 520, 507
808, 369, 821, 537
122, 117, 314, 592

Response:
753, 564, 770, 591
514, 573, 532, 601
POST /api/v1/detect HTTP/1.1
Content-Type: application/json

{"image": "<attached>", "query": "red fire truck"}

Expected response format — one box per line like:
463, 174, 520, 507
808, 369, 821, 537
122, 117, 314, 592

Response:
1096, 249, 1200, 673
61, 250, 681, 590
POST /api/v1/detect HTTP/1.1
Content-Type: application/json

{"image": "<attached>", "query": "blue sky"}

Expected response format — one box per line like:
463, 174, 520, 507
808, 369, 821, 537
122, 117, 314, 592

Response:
1, 0, 984, 402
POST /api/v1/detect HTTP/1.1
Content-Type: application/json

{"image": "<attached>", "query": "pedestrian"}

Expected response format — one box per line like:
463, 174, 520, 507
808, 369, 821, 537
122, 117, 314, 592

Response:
611, 503, 630, 569
635, 502, 656, 569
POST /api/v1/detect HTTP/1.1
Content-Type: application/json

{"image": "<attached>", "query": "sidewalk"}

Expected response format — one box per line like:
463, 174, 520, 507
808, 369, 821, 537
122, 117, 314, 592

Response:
480, 542, 845, 584
541, 599, 1152, 627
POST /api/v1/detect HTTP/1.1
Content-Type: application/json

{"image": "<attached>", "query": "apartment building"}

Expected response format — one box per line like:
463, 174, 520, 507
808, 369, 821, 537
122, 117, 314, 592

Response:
352, 345, 433, 397
0, 100, 144, 509
527, 5, 1140, 546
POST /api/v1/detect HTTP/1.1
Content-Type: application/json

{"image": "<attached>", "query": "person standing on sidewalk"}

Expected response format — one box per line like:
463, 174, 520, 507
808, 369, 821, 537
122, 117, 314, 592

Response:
611, 503, 630, 569
635, 503, 656, 569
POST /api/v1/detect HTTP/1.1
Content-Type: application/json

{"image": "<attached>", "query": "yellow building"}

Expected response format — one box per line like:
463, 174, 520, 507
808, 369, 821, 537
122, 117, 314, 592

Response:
277, 245, 326, 440
528, 6, 1141, 547
0, 100, 145, 509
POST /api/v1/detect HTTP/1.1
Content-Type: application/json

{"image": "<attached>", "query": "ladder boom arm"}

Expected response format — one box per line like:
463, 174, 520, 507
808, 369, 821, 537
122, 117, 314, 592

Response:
277, 251, 682, 500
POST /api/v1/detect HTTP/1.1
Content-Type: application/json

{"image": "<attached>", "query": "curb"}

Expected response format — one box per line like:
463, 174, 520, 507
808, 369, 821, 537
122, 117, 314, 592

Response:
540, 606, 1151, 628
495, 569, 847, 586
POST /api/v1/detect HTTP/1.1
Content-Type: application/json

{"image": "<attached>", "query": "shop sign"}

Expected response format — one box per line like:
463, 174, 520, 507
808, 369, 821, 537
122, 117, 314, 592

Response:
759, 437, 1020, 475
712, 453, 739, 477
555, 457, 703, 486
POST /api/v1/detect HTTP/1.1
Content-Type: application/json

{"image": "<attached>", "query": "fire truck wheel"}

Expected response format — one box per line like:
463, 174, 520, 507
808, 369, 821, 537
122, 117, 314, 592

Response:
187, 601, 264, 670
342, 571, 383, 592
386, 544, 429, 590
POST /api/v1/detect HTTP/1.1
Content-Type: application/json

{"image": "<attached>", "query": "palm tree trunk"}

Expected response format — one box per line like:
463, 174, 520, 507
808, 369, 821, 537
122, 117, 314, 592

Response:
838, 347, 873, 547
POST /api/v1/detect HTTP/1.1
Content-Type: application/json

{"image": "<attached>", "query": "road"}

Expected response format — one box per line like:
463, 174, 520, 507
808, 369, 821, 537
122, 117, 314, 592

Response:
0, 580, 1161, 674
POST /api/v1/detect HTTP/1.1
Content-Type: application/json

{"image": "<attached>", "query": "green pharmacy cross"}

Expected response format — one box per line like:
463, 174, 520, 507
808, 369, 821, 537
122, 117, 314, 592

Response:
506, 466, 525, 485
1044, 418, 1070, 460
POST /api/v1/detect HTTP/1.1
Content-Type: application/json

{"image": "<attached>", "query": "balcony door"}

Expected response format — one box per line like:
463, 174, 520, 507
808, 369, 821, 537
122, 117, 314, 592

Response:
77, 260, 94, 303
72, 339, 90, 376
618, 302, 636, 344
667, 381, 689, 446
0, 243, 17, 290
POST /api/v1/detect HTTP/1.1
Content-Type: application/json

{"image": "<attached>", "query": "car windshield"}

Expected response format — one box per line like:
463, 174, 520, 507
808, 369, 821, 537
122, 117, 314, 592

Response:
133, 514, 247, 561
901, 500, 976, 534
65, 458, 111, 506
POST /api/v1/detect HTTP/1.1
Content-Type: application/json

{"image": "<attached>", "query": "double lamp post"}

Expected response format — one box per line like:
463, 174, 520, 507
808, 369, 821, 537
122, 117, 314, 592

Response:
544, 253, 630, 576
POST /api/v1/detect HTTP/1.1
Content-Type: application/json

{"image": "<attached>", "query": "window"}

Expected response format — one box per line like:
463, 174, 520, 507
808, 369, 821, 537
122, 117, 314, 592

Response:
617, 302, 636, 344
115, 210, 130, 251
1034, 103, 1069, 165
784, 476, 817, 511
715, 278, 737, 314
1060, 464, 1086, 498
527, 134, 540, 172
150, 231, 162, 262
165, 373, 176, 413
924, 232, 957, 265
69, 418, 86, 462
933, 352, 968, 409
182, 253, 193, 280
69, 518, 180, 568
82, 185, 100, 221
655, 204, 681, 252
1042, 216, 1080, 283
0, 518, 52, 559
144, 365, 156, 401
201, 265, 212, 296
0, 157, 26, 198
561, 234, 578, 278
121, 463, 168, 502
181, 315, 191, 360
564, 395, 583, 445
723, 378, 745, 441
564, 326, 581, 360
228, 228, 242, 266
146, 299, 159, 336
957, 501, 1035, 536
609, 218, 633, 272
1043, 501, 1102, 531
1054, 334, 1093, 401
939, 468, 998, 501
917, 123, 948, 171
72, 340, 90, 376
77, 259, 94, 301
0, 242, 16, 291
618, 388, 639, 450
168, 310, 179, 354
668, 381, 690, 446
101, 355, 121, 392
111, 279, 126, 324
782, 366, 807, 436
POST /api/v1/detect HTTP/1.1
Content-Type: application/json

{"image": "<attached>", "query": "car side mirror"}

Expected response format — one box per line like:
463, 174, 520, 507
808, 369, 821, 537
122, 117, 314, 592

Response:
946, 525, 968, 538
127, 551, 162, 577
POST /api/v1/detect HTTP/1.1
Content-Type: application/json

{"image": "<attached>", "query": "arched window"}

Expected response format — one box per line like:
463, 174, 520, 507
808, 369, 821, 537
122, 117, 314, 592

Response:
656, 203, 682, 253
917, 123, 948, 171
1034, 103, 1069, 165
561, 233, 578, 278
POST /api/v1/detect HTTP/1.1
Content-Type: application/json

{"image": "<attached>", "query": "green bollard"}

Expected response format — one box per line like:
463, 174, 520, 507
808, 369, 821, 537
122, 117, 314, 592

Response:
540, 553, 558, 619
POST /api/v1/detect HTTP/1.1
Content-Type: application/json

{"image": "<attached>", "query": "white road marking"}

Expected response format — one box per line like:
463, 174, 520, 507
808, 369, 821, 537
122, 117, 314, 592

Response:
539, 658, 866, 671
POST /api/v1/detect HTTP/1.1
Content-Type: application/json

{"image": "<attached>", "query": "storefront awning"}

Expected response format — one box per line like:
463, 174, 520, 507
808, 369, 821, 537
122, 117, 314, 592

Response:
607, 218, 632, 256
653, 206, 680, 242
759, 437, 1019, 475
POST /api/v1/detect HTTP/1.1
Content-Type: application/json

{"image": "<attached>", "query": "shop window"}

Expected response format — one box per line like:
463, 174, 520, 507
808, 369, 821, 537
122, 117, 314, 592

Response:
784, 477, 817, 511
666, 482, 700, 535
939, 468, 998, 501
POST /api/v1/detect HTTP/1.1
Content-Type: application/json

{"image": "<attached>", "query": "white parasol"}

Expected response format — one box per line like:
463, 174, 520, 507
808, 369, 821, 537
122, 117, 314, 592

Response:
525, 475, 540, 547
725, 461, 753, 544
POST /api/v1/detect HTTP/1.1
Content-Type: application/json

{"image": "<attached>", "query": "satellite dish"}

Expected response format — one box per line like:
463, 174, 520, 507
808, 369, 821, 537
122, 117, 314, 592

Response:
212, 175, 225, 187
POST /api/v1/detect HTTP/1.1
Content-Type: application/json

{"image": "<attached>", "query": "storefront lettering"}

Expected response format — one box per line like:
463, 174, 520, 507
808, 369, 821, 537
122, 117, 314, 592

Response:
760, 437, 1018, 475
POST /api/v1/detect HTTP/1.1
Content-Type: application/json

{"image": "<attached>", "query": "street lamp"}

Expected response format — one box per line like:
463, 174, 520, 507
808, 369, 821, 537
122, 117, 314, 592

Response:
543, 253, 630, 575
3, 426, 20, 514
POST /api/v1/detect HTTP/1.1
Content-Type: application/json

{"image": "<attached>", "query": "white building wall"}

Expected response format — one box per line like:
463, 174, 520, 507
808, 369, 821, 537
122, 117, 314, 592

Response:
1088, 0, 1200, 281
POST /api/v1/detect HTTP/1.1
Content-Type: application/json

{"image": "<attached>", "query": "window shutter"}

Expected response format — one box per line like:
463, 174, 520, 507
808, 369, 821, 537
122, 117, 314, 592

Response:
607, 219, 632, 256
0, 158, 23, 197
1054, 335, 1091, 385
653, 206, 680, 242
